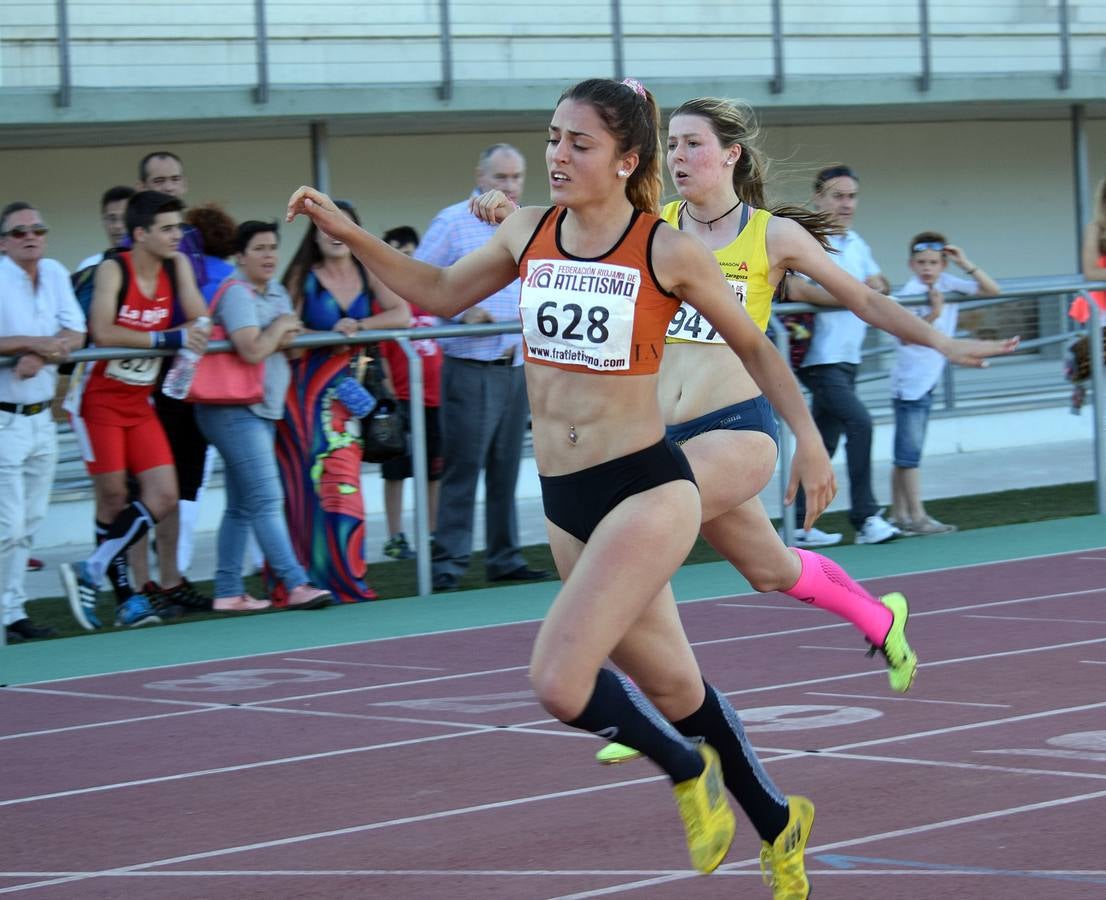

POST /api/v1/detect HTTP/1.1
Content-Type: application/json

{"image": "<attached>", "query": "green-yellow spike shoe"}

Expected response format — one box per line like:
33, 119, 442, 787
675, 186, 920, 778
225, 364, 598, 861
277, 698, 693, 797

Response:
760, 795, 814, 899
596, 742, 643, 765
672, 743, 736, 874
867, 591, 918, 693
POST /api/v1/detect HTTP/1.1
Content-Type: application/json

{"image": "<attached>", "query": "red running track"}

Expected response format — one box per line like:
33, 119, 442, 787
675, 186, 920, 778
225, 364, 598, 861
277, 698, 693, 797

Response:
2, 549, 1106, 899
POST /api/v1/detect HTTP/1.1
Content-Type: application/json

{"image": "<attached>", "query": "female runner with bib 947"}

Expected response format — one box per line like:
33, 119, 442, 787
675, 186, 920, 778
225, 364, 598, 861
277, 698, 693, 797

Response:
289, 79, 832, 898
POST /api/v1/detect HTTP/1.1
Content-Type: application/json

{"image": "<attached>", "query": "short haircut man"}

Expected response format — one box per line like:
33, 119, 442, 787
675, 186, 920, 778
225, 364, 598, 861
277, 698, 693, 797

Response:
138, 152, 187, 198
0, 200, 85, 642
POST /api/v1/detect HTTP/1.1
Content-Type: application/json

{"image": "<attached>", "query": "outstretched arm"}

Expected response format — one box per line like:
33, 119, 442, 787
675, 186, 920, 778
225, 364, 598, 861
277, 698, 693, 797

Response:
771, 217, 1018, 367
286, 187, 522, 318
655, 226, 837, 528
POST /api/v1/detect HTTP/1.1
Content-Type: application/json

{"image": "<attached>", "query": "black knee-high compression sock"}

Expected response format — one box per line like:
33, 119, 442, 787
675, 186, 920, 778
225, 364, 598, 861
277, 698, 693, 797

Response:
87, 501, 156, 587
567, 668, 703, 784
673, 681, 789, 842
96, 520, 134, 604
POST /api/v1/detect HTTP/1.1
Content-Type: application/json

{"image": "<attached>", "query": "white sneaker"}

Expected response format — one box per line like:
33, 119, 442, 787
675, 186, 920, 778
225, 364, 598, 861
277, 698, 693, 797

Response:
787, 526, 844, 548
855, 514, 899, 545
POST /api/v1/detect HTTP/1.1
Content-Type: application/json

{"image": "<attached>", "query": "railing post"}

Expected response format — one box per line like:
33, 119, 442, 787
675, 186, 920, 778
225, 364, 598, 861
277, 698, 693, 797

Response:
1072, 104, 1089, 271
769, 313, 796, 542
438, 0, 454, 101
918, 0, 931, 92
1058, 0, 1072, 90
398, 339, 432, 598
310, 122, 330, 194
254, 0, 269, 104
1090, 300, 1106, 515
55, 0, 72, 108
611, 0, 625, 81
770, 0, 784, 94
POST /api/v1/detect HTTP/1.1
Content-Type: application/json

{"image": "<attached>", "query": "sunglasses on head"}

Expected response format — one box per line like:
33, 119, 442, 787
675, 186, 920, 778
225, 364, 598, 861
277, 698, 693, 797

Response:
2, 225, 49, 239
911, 241, 945, 253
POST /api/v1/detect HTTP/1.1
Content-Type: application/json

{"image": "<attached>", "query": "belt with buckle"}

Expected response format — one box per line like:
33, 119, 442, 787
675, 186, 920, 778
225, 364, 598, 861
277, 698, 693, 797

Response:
0, 400, 50, 416
455, 356, 514, 367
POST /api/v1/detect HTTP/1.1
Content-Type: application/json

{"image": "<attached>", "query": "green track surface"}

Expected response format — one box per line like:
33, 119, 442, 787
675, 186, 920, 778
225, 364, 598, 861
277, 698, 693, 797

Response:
3, 515, 1101, 687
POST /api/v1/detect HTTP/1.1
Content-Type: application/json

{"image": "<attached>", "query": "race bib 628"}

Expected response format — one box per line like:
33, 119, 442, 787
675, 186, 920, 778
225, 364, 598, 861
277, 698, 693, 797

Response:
520, 259, 639, 371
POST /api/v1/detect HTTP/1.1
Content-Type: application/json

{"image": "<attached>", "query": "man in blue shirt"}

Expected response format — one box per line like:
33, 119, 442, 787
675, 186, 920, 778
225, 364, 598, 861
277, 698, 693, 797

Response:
415, 144, 548, 591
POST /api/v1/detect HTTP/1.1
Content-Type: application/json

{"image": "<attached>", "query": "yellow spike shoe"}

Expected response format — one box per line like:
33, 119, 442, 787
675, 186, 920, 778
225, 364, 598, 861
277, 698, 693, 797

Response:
596, 742, 643, 765
759, 795, 815, 899
868, 591, 918, 693
672, 743, 736, 874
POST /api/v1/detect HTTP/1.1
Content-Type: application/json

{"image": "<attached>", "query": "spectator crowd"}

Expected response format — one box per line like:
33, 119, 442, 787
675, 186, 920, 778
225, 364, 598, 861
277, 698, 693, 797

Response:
1, 142, 1030, 644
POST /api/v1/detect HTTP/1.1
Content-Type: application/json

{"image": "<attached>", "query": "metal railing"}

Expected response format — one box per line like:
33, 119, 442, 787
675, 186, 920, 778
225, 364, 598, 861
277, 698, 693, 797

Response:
2, 1, 1097, 104
769, 278, 1106, 543
6, 278, 1103, 596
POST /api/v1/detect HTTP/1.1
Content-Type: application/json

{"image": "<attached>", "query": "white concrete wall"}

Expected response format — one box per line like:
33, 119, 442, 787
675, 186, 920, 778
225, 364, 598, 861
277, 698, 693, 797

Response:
4, 116, 1103, 285
2, 0, 1103, 89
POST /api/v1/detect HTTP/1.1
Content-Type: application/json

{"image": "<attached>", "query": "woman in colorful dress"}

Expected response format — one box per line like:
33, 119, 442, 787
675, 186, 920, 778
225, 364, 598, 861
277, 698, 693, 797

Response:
278, 200, 409, 603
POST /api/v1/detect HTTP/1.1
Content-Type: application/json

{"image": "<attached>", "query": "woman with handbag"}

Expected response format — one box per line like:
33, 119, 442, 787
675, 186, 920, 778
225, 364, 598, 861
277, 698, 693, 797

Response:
278, 199, 410, 603
193, 220, 333, 613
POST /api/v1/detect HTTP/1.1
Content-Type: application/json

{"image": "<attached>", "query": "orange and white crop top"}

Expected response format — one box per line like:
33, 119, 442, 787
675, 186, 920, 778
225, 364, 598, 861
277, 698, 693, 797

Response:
517, 207, 680, 375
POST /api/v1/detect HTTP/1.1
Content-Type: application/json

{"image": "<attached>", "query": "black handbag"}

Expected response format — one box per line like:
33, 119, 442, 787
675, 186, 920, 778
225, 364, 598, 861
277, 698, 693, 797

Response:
358, 353, 406, 463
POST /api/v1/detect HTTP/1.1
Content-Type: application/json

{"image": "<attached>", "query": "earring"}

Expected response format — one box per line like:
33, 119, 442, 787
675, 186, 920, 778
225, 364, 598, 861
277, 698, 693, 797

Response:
617, 170, 629, 177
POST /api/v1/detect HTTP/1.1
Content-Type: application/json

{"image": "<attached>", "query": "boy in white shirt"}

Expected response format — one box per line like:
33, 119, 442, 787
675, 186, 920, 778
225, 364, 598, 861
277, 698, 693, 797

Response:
890, 232, 1000, 534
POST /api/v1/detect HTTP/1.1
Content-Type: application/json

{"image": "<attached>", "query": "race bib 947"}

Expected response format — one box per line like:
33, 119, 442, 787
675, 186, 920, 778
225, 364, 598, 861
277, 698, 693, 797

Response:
520, 259, 640, 371
666, 278, 745, 344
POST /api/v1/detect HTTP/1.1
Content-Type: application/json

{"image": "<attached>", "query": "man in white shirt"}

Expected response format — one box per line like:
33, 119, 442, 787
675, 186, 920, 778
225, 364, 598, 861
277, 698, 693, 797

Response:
0, 202, 85, 643
793, 165, 899, 547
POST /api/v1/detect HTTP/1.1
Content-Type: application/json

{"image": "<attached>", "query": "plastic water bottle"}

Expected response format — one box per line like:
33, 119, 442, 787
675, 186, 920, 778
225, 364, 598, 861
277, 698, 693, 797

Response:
162, 316, 210, 401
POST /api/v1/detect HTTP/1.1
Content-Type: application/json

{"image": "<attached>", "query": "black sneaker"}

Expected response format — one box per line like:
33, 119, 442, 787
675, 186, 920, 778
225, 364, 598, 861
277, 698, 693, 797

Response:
165, 577, 213, 613
148, 591, 185, 621
7, 618, 59, 640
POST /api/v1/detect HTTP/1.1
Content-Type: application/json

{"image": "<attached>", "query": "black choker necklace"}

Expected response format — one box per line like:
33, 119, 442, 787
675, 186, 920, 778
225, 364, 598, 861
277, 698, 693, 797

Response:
683, 200, 742, 231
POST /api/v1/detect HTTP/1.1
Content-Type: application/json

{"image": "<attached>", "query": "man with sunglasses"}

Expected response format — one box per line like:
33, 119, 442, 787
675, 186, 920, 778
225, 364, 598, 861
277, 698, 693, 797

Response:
0, 202, 85, 643
792, 165, 899, 547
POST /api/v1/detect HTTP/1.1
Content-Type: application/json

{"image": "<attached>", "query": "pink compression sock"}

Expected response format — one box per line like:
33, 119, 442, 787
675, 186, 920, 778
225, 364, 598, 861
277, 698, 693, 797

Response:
783, 548, 892, 645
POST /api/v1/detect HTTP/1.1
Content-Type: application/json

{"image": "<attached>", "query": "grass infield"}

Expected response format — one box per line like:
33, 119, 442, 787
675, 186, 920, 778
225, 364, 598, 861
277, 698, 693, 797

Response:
19, 480, 1097, 642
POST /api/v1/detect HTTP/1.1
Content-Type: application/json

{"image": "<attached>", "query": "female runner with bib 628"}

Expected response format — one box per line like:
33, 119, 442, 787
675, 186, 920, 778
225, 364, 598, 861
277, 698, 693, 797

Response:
288, 78, 834, 898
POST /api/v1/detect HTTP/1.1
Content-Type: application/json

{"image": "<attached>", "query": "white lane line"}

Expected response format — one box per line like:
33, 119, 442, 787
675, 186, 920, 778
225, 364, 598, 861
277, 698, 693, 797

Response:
7, 587, 1102, 747
236, 665, 530, 707
720, 636, 1106, 698
963, 615, 1106, 625
0, 868, 690, 878
546, 788, 1106, 898
0, 773, 672, 895
800, 748, 1106, 782
799, 645, 869, 652
0, 708, 216, 743
237, 704, 510, 731
693, 587, 1106, 649
823, 699, 1106, 754
18, 544, 1106, 690
1080, 660, 1106, 665
0, 728, 498, 809
3, 686, 220, 709
804, 691, 1010, 708
716, 603, 816, 611
280, 657, 444, 671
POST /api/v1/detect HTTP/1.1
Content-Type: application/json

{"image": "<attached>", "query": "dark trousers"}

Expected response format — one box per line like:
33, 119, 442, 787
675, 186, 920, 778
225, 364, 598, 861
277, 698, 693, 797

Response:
432, 357, 529, 579
794, 362, 877, 530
